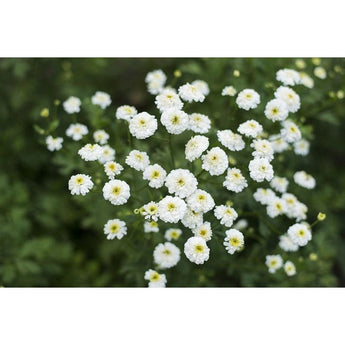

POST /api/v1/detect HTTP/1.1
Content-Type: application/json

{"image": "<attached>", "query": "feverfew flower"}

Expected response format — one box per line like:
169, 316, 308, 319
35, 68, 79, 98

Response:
251, 139, 274, 161
46, 136, 63, 151
178, 83, 205, 103
144, 221, 159, 233
142, 201, 159, 222
293, 139, 310, 156
284, 261, 296, 276
63, 96, 81, 114
143, 164, 167, 189
300, 73, 314, 88
185, 135, 209, 162
144, 269, 167, 288
293, 171, 316, 189
78, 144, 103, 161
93, 130, 109, 144
165, 169, 198, 198
276, 68, 301, 86
223, 168, 248, 193
145, 69, 167, 95
103, 219, 127, 240
102, 179, 130, 205
221, 86, 237, 96
282, 193, 308, 221
161, 109, 189, 135
192, 80, 210, 96
184, 236, 210, 265
253, 188, 276, 205
233, 219, 248, 230
125, 150, 150, 171
248, 158, 274, 182
116, 105, 137, 122
98, 145, 116, 164
181, 208, 203, 229
91, 91, 111, 109
153, 242, 181, 269
129, 112, 158, 139
287, 223, 312, 246
104, 161, 124, 179
265, 255, 283, 273
158, 196, 187, 223
201, 147, 228, 176
164, 228, 182, 241
280, 120, 301, 143
237, 120, 263, 138
269, 134, 289, 153
314, 66, 327, 79
264, 99, 289, 122
274, 86, 301, 113
214, 205, 238, 227
155, 89, 183, 112
189, 113, 211, 134
236, 89, 260, 110
186, 189, 215, 213
66, 123, 88, 141
223, 229, 244, 254
192, 222, 212, 241
270, 176, 289, 193
217, 130, 245, 151
266, 197, 287, 218
279, 234, 299, 252
68, 174, 93, 196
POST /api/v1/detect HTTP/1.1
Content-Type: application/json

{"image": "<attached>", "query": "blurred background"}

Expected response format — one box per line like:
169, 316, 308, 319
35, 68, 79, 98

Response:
0, 58, 344, 287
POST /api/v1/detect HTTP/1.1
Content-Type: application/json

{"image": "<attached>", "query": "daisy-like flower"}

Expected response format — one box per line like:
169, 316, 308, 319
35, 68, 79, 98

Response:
78, 143, 103, 161
68, 174, 94, 196
287, 223, 312, 246
102, 179, 130, 205
165, 169, 198, 198
188, 113, 211, 134
129, 112, 158, 139
236, 89, 260, 110
91, 91, 111, 109
214, 205, 238, 227
158, 196, 187, 223
178, 83, 205, 103
184, 236, 210, 265
274, 86, 301, 113
153, 242, 181, 269
201, 147, 228, 176
237, 120, 263, 138
269, 134, 290, 153
279, 234, 299, 252
142, 201, 159, 222
144, 269, 167, 288
63, 96, 81, 114
125, 150, 150, 171
248, 157, 274, 182
155, 89, 183, 112
103, 218, 127, 240
192, 222, 212, 241
265, 255, 283, 273
104, 161, 124, 179
164, 228, 182, 241
266, 197, 287, 218
221, 86, 237, 96
181, 208, 203, 229
66, 123, 88, 141
161, 108, 189, 135
192, 80, 210, 96
280, 120, 301, 143
300, 73, 314, 88
145, 69, 167, 95
293, 171, 316, 189
143, 164, 167, 189
223, 229, 244, 254
293, 139, 310, 156
46, 136, 63, 151
93, 130, 109, 144
144, 221, 159, 233
264, 99, 289, 122
186, 189, 215, 213
217, 130, 245, 151
276, 68, 301, 86
253, 188, 276, 205
251, 139, 274, 161
233, 219, 248, 230
282, 193, 307, 221
223, 168, 248, 193
115, 105, 137, 122
284, 261, 296, 276
185, 135, 209, 162
270, 176, 289, 193
314, 66, 327, 79
98, 145, 116, 164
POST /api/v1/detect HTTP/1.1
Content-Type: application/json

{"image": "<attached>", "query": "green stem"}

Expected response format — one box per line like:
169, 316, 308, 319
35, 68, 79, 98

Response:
168, 134, 176, 169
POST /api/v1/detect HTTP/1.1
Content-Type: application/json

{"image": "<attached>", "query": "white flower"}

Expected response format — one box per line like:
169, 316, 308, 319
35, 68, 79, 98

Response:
98, 145, 116, 164
287, 223, 312, 246
142, 201, 159, 222
185, 188, 214, 213
178, 83, 205, 103
192, 80, 210, 96
279, 234, 299, 252
237, 120, 263, 138
251, 139, 274, 161
221, 86, 237, 96
282, 193, 308, 221
63, 96, 81, 114
284, 261, 296, 276
233, 219, 248, 230
78, 144, 103, 161
192, 222, 212, 241
102, 179, 130, 205
248, 158, 274, 182
276, 68, 301, 86
223, 229, 244, 254
188, 113, 211, 134
68, 174, 93, 196
280, 120, 301, 143
155, 89, 183, 112
265, 255, 283, 273
46, 136, 63, 151
144, 269, 167, 288
293, 171, 316, 189
293, 139, 310, 156
145, 70, 167, 95
223, 168, 248, 193
91, 91, 111, 109
144, 221, 159, 233
185, 135, 209, 162
269, 134, 290, 153
253, 188, 276, 205
314, 66, 327, 79
274, 86, 301, 113
214, 205, 238, 227
217, 130, 245, 151
184, 236, 210, 264
104, 161, 123, 179
236, 89, 260, 110
129, 112, 158, 139
158, 196, 187, 223
66, 123, 88, 141
153, 242, 181, 269
161, 108, 189, 134
300, 73, 314, 88
165, 169, 198, 198
143, 164, 167, 189
266, 197, 287, 218
201, 147, 228, 176
264, 99, 289, 122
164, 228, 182, 241
116, 105, 137, 122
103, 219, 127, 240
93, 130, 109, 144
270, 176, 289, 193
181, 208, 203, 229
125, 150, 150, 171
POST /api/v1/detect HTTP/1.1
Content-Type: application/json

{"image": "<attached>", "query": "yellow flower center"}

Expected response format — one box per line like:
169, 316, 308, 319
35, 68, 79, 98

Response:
112, 187, 121, 195
194, 245, 204, 253
150, 273, 160, 282
110, 224, 119, 233
167, 203, 176, 211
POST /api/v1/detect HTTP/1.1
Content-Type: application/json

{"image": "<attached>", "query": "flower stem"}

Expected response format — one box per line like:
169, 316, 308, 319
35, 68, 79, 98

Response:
168, 134, 176, 169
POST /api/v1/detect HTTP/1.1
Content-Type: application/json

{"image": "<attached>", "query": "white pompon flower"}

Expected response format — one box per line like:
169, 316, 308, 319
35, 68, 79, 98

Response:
143, 164, 167, 189
104, 161, 124, 179
185, 135, 209, 162
270, 176, 289, 193
282, 193, 307, 221
274, 86, 301, 113
236, 89, 260, 110
233, 219, 249, 230
184, 236, 210, 264
264, 99, 289, 122
186, 189, 215, 213
269, 134, 290, 153
161, 108, 189, 134
46, 136, 63, 151
237, 120, 263, 138
214, 205, 238, 227
115, 105, 137, 122
144, 269, 167, 288
153, 242, 181, 269
91, 91, 111, 109
217, 130, 245, 151
158, 196, 187, 223
155, 89, 183, 112
293, 171, 316, 189
276, 68, 301, 86
300, 73, 314, 88
178, 83, 205, 103
68, 174, 94, 196
287, 223, 312, 246
188, 113, 211, 134
293, 139, 310, 156
93, 130, 109, 144
129, 112, 158, 139
223, 168, 248, 193
266, 197, 287, 218
284, 261, 296, 276
66, 123, 88, 141
251, 139, 274, 161
102, 179, 130, 205
221, 86, 237, 96
181, 208, 203, 229
164, 228, 182, 241
248, 158, 274, 182
280, 120, 301, 143
98, 145, 116, 164
223, 229, 244, 254
279, 234, 299, 252
103, 219, 127, 240
165, 169, 198, 198
145, 70, 167, 95
314, 66, 327, 79
201, 147, 228, 176
192, 80, 210, 96
63, 96, 81, 114
78, 144, 103, 161
253, 188, 276, 205
144, 221, 159, 233
142, 201, 159, 222
265, 255, 283, 273
192, 222, 212, 241
125, 150, 150, 171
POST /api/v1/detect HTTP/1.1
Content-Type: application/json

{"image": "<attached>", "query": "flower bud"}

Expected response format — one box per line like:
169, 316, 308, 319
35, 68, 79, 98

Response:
317, 212, 326, 221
